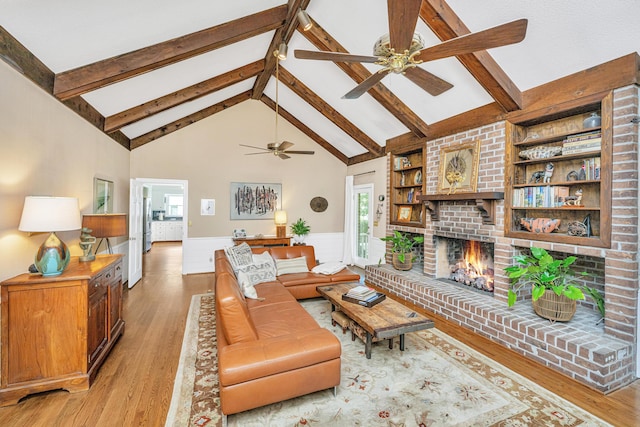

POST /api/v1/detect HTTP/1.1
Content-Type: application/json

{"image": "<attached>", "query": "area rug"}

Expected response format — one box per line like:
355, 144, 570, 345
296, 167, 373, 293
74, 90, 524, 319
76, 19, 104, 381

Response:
165, 293, 222, 427
228, 299, 610, 427
167, 294, 610, 427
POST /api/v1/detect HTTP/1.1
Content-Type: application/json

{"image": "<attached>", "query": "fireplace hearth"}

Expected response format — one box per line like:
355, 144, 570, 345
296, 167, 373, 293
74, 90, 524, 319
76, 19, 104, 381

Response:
436, 237, 494, 293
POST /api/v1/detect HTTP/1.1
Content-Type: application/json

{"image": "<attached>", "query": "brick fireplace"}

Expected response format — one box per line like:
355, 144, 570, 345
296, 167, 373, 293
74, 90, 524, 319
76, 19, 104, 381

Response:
367, 85, 639, 393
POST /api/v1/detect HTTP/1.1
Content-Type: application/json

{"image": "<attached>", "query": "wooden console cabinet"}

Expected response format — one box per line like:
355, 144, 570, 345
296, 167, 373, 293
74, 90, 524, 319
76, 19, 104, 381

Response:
0, 255, 124, 406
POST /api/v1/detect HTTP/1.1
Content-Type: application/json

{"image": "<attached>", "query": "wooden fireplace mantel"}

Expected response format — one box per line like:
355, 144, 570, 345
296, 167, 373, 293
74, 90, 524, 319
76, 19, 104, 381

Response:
416, 192, 504, 225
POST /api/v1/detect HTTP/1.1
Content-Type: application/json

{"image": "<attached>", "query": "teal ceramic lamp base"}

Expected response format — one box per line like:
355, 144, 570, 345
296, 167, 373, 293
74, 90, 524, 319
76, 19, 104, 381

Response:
35, 232, 71, 276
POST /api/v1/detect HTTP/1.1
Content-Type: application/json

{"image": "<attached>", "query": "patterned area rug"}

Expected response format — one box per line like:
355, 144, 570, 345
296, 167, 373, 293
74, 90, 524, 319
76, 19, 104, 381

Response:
167, 295, 610, 427
165, 293, 222, 427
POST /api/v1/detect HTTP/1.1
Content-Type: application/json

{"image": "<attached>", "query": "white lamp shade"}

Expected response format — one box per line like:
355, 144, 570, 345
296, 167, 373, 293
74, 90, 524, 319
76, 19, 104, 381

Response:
19, 196, 82, 232
274, 210, 287, 225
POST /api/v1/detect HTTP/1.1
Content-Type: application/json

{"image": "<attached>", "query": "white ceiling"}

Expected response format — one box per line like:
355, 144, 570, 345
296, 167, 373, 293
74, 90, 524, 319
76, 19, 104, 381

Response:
1, 0, 639, 160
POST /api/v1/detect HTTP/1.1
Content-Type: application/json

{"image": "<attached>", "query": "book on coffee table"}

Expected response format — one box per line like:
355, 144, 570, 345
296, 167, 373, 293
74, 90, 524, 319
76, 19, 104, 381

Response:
342, 292, 386, 307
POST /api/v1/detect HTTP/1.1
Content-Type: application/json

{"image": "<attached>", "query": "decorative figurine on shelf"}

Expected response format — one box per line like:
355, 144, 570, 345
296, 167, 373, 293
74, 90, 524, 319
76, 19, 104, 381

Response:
563, 188, 583, 206
519, 217, 561, 233
400, 172, 406, 186
529, 162, 554, 183
79, 227, 97, 262
402, 157, 412, 168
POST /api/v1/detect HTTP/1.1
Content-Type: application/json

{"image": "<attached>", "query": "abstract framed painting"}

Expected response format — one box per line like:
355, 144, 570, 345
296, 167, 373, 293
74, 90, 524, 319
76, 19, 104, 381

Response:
230, 182, 282, 220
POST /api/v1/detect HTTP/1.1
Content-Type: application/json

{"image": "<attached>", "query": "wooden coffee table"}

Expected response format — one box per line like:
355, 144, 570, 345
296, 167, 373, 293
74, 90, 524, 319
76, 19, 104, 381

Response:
317, 283, 434, 359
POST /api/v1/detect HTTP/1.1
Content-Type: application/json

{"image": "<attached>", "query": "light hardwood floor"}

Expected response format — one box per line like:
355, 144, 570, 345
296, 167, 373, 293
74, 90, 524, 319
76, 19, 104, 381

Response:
0, 242, 637, 426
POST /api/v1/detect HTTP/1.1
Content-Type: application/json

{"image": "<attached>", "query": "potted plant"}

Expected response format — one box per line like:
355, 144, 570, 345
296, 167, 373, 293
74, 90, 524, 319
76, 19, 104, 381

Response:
380, 230, 424, 271
290, 218, 310, 245
505, 247, 603, 322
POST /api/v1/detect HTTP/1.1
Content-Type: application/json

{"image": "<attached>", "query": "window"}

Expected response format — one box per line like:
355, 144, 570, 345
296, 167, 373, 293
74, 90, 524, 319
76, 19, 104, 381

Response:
165, 194, 183, 217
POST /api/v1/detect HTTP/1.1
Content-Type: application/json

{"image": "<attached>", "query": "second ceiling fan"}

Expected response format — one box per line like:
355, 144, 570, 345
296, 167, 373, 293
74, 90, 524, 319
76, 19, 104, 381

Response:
241, 51, 315, 160
294, 0, 528, 99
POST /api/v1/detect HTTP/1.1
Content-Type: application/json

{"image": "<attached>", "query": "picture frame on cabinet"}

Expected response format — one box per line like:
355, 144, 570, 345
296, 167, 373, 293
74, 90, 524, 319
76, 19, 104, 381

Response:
437, 139, 480, 194
397, 206, 412, 222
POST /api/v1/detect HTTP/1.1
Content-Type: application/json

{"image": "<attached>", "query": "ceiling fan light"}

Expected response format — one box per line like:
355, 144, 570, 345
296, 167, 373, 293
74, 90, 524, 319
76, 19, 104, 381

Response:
275, 42, 288, 60
297, 9, 312, 31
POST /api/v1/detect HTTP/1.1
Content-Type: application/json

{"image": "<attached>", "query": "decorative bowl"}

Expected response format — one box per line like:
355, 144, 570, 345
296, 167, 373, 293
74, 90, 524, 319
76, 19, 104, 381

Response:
520, 217, 561, 233
518, 145, 562, 160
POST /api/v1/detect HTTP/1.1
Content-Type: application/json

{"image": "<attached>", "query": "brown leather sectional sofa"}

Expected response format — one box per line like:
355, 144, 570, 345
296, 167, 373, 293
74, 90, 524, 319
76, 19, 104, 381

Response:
214, 245, 360, 415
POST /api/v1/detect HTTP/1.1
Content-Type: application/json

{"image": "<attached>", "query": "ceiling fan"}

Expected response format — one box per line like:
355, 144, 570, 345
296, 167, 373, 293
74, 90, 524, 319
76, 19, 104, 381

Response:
294, 0, 528, 99
241, 51, 314, 160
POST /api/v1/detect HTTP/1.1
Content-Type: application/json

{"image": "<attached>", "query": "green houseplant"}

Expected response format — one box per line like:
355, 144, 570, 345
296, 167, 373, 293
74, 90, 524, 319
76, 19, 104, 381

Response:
380, 230, 424, 271
290, 218, 311, 244
505, 247, 604, 322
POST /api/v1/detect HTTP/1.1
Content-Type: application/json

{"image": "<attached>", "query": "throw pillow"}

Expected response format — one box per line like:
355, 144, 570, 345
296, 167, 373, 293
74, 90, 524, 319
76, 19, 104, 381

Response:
237, 261, 277, 286
236, 271, 259, 299
224, 243, 253, 272
275, 256, 309, 275
312, 261, 347, 275
252, 251, 276, 274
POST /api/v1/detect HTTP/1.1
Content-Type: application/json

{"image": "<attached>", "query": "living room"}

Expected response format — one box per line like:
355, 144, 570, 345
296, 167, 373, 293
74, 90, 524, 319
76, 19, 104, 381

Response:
0, 1, 639, 425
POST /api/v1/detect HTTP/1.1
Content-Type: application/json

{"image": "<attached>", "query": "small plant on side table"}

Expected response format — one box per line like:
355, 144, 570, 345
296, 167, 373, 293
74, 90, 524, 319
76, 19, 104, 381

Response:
290, 218, 311, 245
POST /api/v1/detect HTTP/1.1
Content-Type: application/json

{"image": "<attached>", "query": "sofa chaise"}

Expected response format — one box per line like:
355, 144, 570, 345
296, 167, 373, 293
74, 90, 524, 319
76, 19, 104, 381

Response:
214, 244, 360, 415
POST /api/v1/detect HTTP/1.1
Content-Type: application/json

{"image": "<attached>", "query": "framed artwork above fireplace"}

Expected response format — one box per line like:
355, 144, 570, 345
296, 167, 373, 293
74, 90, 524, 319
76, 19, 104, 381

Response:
437, 140, 480, 194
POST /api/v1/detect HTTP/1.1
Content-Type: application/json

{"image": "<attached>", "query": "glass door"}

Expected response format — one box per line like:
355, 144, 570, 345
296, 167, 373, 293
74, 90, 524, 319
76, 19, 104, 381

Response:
353, 184, 373, 268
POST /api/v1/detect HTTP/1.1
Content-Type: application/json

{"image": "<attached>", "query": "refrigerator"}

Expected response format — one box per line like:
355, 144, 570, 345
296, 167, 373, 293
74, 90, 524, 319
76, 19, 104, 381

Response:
143, 196, 152, 252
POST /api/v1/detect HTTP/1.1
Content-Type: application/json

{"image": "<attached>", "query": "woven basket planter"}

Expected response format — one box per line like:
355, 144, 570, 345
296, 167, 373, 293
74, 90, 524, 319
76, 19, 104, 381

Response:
532, 290, 577, 322
392, 253, 413, 271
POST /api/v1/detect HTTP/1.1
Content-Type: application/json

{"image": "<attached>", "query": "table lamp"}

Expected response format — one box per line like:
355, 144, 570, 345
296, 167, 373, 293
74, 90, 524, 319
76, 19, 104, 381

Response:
82, 214, 127, 254
18, 196, 82, 276
274, 210, 287, 238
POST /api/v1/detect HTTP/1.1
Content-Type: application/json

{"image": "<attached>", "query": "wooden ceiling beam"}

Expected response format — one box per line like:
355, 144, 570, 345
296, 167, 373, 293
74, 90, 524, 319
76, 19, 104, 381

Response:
104, 60, 265, 133
53, 6, 287, 100
252, 0, 311, 99
1, 26, 130, 149
420, 0, 523, 112
261, 95, 349, 164
130, 91, 251, 149
277, 65, 385, 157
299, 17, 430, 137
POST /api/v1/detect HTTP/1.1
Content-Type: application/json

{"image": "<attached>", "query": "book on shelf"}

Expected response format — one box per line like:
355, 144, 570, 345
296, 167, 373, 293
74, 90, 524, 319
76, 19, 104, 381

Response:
512, 185, 571, 208
564, 130, 601, 142
342, 292, 386, 307
562, 143, 601, 155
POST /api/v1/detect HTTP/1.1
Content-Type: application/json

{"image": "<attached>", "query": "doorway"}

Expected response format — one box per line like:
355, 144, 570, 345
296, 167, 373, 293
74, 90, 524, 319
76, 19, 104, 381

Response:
353, 183, 373, 268
129, 178, 188, 287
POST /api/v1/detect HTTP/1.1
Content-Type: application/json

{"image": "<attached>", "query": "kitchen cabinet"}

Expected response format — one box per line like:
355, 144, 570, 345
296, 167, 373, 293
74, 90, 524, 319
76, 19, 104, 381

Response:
0, 255, 124, 406
151, 221, 183, 242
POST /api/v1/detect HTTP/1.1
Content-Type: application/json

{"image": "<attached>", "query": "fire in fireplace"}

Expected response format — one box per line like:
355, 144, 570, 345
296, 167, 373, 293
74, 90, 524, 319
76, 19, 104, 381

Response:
437, 238, 495, 292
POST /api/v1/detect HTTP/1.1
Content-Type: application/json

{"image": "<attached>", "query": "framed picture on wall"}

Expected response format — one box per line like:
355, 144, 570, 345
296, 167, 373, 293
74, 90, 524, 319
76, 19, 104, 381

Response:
397, 206, 412, 222
93, 177, 114, 213
437, 139, 480, 194
230, 182, 282, 220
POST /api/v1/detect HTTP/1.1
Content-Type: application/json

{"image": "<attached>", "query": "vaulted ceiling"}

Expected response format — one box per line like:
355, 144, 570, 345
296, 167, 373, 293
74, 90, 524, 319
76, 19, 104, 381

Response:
1, 0, 639, 165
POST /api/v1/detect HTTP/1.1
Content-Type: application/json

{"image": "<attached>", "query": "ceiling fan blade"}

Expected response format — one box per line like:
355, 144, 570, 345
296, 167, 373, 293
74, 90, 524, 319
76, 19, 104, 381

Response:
404, 67, 453, 96
342, 72, 388, 99
387, 0, 422, 51
244, 152, 271, 155
240, 144, 271, 151
277, 141, 294, 151
278, 153, 291, 160
283, 150, 315, 155
417, 19, 528, 62
295, 50, 379, 64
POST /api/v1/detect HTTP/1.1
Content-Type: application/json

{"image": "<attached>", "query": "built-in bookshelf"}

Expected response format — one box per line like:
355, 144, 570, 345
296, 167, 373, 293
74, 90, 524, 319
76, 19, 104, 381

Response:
390, 148, 425, 227
504, 92, 612, 248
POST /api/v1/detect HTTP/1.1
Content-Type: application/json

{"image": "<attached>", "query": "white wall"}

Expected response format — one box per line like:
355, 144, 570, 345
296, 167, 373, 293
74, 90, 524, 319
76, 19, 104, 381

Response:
0, 60, 130, 281
130, 100, 349, 239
